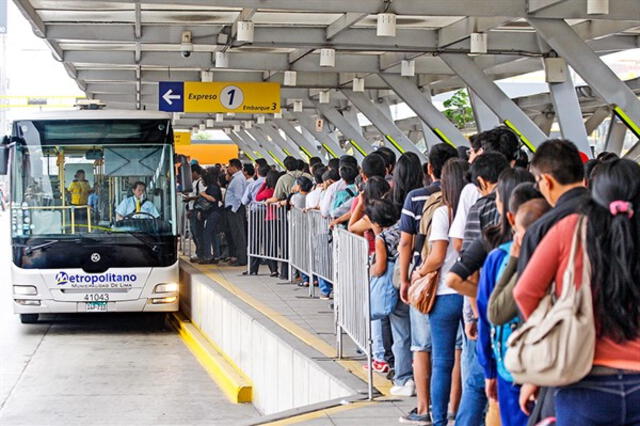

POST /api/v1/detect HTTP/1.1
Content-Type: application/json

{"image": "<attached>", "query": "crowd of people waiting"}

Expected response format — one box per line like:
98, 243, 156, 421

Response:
185, 126, 640, 426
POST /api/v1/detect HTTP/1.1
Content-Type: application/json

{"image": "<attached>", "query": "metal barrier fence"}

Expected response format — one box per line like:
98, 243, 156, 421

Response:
307, 209, 334, 285
288, 207, 312, 288
247, 203, 290, 266
332, 228, 373, 399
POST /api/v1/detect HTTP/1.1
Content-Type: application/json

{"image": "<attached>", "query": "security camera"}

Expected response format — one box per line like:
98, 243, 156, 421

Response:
181, 31, 193, 59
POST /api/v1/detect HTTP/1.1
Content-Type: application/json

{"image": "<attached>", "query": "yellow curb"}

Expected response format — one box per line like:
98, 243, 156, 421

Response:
187, 260, 392, 396
169, 312, 253, 403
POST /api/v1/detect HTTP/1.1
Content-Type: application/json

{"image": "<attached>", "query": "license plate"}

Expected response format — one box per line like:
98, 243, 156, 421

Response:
86, 301, 108, 312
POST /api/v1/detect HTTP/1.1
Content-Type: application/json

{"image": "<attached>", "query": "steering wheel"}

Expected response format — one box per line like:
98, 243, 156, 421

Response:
123, 211, 157, 220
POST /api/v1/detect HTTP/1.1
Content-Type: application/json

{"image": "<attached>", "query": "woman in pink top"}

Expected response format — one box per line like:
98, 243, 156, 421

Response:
515, 159, 640, 425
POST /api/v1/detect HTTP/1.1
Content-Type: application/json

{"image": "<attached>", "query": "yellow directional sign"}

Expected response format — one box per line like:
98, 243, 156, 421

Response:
159, 81, 281, 114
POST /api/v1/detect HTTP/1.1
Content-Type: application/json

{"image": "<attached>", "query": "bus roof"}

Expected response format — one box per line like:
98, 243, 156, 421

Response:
12, 109, 172, 122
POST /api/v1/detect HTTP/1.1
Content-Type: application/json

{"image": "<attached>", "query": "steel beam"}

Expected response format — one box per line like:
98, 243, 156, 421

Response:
533, 113, 555, 136
236, 129, 272, 161
341, 89, 426, 161
317, 105, 374, 159
228, 131, 260, 161
604, 116, 627, 156
468, 88, 500, 132
342, 107, 363, 137
292, 112, 346, 159
256, 123, 303, 158
380, 74, 469, 149
326, 13, 368, 39
529, 18, 640, 154
547, 61, 591, 157
439, 53, 548, 151
585, 107, 611, 136
245, 127, 286, 166
273, 119, 323, 159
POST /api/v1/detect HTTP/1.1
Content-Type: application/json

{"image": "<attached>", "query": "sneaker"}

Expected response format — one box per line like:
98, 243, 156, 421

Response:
363, 360, 390, 374
390, 379, 416, 397
319, 292, 332, 300
399, 408, 431, 425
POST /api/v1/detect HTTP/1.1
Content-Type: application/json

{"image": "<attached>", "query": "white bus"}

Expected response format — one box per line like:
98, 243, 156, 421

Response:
2, 110, 187, 323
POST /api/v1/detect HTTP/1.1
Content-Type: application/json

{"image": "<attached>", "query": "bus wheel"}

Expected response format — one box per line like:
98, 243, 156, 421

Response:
20, 314, 39, 324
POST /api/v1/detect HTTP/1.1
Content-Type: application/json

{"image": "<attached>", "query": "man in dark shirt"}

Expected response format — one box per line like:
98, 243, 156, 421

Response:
514, 139, 588, 422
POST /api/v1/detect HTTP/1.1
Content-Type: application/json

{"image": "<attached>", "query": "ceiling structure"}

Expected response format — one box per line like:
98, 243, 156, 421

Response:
12, 0, 640, 159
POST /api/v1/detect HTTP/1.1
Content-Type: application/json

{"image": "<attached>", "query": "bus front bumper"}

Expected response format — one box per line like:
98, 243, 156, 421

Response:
13, 298, 178, 314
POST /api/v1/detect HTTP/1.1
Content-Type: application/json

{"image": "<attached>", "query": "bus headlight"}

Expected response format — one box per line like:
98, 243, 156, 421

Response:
154, 283, 178, 293
13, 285, 38, 296
15, 299, 41, 306
151, 296, 177, 304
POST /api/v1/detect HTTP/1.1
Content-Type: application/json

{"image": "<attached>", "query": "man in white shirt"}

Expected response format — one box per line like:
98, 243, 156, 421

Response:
183, 165, 207, 261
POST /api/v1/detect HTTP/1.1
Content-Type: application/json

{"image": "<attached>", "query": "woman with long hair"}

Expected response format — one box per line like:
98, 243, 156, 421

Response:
515, 158, 640, 424
391, 152, 424, 210
198, 167, 223, 263
402, 158, 468, 426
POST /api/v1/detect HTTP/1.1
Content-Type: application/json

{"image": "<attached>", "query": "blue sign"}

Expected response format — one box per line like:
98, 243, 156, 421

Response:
158, 81, 184, 112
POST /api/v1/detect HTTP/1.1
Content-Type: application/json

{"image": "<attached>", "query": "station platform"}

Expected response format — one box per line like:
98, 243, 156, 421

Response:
180, 259, 420, 425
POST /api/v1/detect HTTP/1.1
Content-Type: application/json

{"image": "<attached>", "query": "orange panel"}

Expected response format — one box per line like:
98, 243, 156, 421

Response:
175, 144, 239, 165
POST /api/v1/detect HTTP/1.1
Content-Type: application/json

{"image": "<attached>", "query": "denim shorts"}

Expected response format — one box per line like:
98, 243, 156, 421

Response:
410, 305, 463, 352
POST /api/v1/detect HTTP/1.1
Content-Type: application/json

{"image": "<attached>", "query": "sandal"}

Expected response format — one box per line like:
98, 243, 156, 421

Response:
297, 281, 309, 287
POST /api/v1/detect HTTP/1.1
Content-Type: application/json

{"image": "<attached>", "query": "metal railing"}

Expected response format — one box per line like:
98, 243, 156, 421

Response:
288, 207, 312, 287
247, 203, 289, 265
333, 227, 373, 399
307, 209, 334, 286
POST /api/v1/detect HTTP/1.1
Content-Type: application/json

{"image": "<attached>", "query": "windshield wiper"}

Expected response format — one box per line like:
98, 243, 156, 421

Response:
19, 239, 81, 256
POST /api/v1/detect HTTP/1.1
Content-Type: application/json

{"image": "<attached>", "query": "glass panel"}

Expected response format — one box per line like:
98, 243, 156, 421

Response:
11, 143, 176, 238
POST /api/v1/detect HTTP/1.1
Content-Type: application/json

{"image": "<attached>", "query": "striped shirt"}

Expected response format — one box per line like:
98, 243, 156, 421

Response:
399, 182, 441, 266
461, 192, 499, 253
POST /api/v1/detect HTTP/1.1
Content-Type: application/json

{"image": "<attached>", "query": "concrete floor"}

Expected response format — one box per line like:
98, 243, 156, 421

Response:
0, 214, 258, 426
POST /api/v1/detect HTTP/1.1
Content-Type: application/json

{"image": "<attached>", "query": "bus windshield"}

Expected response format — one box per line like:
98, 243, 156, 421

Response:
11, 143, 176, 239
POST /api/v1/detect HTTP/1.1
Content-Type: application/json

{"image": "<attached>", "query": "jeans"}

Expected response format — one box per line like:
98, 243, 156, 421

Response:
410, 305, 432, 352
202, 211, 221, 260
497, 376, 528, 426
455, 338, 488, 426
189, 213, 205, 258
555, 373, 640, 426
371, 317, 394, 363
389, 300, 413, 386
318, 278, 333, 296
428, 294, 463, 426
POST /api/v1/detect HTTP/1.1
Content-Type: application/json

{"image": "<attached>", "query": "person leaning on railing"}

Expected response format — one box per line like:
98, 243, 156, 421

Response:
253, 169, 283, 277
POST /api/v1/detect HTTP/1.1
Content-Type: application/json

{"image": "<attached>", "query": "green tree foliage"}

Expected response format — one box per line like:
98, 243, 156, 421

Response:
443, 89, 475, 129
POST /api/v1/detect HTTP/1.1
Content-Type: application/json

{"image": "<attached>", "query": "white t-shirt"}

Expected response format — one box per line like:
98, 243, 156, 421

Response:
430, 206, 459, 296
305, 187, 323, 209
448, 183, 481, 240
319, 180, 346, 218
188, 178, 206, 209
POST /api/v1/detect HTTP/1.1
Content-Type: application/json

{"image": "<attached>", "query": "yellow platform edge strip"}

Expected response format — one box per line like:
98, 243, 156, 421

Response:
169, 312, 253, 404
189, 262, 392, 396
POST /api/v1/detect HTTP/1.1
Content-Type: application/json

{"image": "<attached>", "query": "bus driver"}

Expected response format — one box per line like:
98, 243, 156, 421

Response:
115, 181, 160, 220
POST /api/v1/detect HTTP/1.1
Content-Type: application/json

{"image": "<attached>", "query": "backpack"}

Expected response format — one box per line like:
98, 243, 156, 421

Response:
417, 191, 444, 262
489, 242, 521, 382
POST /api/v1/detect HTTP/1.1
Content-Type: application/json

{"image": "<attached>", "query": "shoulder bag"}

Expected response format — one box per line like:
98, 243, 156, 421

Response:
504, 216, 595, 387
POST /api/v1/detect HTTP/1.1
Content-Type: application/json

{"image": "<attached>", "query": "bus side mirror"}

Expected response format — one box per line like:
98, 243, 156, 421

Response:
0, 137, 9, 175
177, 155, 192, 193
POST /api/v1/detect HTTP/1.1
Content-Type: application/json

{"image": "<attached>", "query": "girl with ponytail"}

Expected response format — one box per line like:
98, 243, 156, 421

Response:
514, 158, 640, 425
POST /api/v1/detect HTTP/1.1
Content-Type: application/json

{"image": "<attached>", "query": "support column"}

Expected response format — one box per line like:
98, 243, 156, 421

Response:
547, 60, 591, 157
341, 89, 426, 161
533, 113, 555, 136
342, 107, 363, 137
245, 127, 286, 167
419, 90, 441, 152
604, 116, 627, 156
273, 118, 324, 159
528, 18, 640, 157
228, 131, 261, 161
256, 123, 301, 158
439, 53, 548, 152
585, 107, 611, 136
236, 129, 272, 161
468, 88, 500, 132
292, 112, 346, 159
317, 104, 375, 158
379, 74, 469, 149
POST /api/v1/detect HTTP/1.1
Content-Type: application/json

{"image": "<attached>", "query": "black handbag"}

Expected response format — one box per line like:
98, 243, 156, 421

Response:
194, 196, 216, 212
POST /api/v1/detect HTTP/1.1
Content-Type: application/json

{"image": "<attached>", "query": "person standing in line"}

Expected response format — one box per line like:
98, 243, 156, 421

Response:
254, 170, 282, 277
183, 164, 206, 262
224, 158, 248, 266
198, 168, 224, 264
515, 158, 640, 425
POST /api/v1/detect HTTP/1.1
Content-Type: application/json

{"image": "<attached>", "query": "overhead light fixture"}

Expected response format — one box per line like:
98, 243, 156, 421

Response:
320, 48, 336, 67
401, 60, 415, 77
223, 128, 231, 135
226, 112, 235, 117
180, 31, 193, 58
377, 13, 396, 37
233, 124, 241, 132
293, 100, 303, 112
215, 113, 224, 122
200, 70, 213, 82
273, 112, 283, 119
587, 0, 609, 14
470, 32, 488, 55
192, 126, 198, 133
215, 51, 229, 68
199, 124, 206, 131
319, 90, 331, 104
206, 119, 214, 128
353, 77, 365, 92
237, 21, 255, 42
257, 115, 266, 124
284, 70, 297, 86
244, 120, 253, 129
